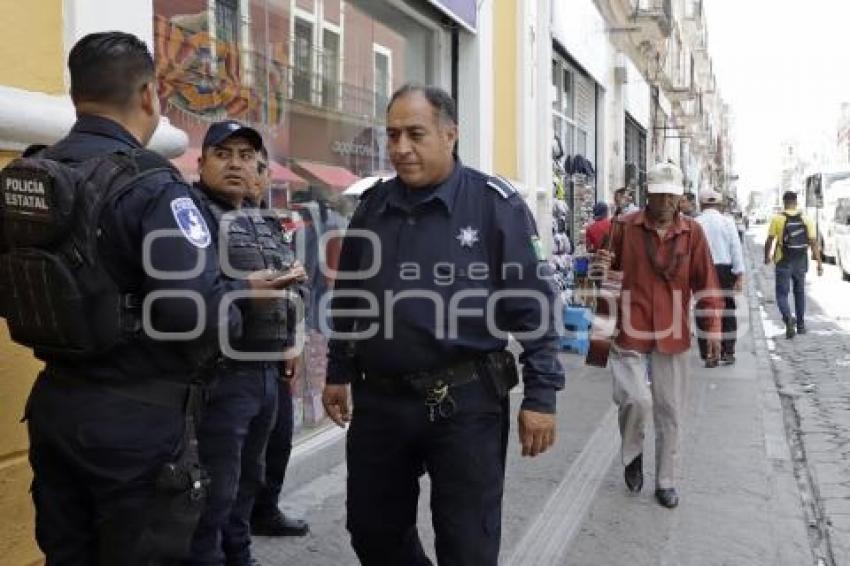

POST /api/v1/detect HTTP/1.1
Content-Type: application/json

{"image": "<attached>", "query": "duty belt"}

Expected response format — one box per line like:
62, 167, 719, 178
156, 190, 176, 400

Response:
362, 356, 482, 393
361, 355, 489, 422
44, 367, 193, 411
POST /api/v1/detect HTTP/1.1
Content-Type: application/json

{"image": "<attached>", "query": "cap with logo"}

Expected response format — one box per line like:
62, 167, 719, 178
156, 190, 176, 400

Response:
699, 189, 722, 204
646, 163, 684, 196
202, 120, 263, 151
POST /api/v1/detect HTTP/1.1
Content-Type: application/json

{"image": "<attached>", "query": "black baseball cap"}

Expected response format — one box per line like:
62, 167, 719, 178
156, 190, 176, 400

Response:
202, 120, 263, 151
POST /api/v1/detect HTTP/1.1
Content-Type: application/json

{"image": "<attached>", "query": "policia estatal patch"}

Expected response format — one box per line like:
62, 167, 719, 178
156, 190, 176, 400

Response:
530, 236, 546, 261
2, 169, 52, 221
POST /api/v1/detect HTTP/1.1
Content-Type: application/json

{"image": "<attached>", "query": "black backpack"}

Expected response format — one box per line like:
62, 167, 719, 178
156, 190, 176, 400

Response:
0, 148, 178, 360
781, 213, 809, 258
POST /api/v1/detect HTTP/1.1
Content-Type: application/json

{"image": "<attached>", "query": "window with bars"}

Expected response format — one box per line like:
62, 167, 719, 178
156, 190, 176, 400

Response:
625, 114, 647, 205
552, 54, 595, 164
322, 28, 340, 109
293, 18, 313, 103
374, 47, 391, 116
215, 0, 239, 44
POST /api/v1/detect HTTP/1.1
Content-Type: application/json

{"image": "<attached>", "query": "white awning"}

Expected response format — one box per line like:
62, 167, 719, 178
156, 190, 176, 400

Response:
426, 0, 477, 33
0, 85, 188, 158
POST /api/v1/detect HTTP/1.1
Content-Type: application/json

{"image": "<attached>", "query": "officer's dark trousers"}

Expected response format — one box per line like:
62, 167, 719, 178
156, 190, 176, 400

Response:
697, 263, 738, 357
347, 378, 509, 566
185, 364, 278, 566
251, 381, 294, 517
27, 371, 184, 566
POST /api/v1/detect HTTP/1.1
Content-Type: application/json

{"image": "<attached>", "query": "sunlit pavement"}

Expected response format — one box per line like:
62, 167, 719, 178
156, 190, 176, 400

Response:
250, 232, 848, 566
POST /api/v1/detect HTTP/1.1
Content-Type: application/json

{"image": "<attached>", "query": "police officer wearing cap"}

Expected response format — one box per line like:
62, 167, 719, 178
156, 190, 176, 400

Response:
185, 121, 307, 566
322, 84, 565, 565
14, 32, 295, 566
247, 147, 310, 538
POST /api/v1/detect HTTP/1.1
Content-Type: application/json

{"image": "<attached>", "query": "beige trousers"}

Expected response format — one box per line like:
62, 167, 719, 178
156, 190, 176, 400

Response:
610, 345, 689, 489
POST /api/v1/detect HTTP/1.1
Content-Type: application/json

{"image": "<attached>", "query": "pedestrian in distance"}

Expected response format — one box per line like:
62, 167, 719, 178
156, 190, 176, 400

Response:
695, 189, 744, 366
763, 190, 823, 339
678, 192, 698, 218
1, 32, 298, 566
184, 121, 307, 566
585, 202, 612, 252
321, 83, 565, 565
594, 162, 722, 509
614, 186, 639, 217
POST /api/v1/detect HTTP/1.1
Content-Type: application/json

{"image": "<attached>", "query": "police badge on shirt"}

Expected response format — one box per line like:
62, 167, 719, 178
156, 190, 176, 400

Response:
171, 197, 211, 249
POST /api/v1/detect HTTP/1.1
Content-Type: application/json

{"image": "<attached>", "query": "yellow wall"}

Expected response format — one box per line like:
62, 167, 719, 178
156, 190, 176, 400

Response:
492, 0, 519, 180
0, 1, 63, 563
0, 0, 64, 94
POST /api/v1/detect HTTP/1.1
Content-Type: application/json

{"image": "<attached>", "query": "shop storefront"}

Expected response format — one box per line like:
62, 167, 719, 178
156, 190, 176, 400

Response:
153, 0, 455, 431
551, 48, 598, 249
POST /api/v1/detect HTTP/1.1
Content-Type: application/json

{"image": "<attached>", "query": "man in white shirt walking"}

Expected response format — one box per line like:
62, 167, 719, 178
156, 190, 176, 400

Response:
696, 189, 744, 366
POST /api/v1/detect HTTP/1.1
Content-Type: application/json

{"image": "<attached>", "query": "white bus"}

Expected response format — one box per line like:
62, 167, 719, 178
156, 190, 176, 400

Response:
804, 168, 850, 263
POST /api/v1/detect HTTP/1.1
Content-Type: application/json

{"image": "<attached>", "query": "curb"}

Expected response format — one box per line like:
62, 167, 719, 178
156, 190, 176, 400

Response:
282, 424, 346, 497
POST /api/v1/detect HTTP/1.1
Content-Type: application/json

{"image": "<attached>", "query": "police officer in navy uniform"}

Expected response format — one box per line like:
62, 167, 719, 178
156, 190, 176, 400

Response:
185, 121, 307, 566
18, 33, 297, 566
322, 84, 565, 565
248, 147, 310, 538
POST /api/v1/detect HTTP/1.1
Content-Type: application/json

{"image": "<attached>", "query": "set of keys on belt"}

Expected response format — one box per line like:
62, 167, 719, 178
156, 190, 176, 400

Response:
424, 383, 457, 422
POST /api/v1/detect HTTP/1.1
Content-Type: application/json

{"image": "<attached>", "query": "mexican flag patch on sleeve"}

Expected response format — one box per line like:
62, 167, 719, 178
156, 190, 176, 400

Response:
530, 236, 546, 261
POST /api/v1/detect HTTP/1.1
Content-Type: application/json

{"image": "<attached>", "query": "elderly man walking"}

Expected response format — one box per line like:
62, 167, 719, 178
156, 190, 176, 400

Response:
595, 163, 722, 509
696, 189, 744, 366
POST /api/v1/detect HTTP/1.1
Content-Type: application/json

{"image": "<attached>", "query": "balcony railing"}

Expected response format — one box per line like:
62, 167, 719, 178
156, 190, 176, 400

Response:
634, 0, 673, 37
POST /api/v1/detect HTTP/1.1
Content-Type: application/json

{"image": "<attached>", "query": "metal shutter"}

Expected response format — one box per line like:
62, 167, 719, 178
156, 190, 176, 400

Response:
575, 73, 595, 162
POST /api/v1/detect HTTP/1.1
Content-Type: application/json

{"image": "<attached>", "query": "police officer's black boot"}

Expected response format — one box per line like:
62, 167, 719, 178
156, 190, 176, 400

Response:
250, 508, 309, 537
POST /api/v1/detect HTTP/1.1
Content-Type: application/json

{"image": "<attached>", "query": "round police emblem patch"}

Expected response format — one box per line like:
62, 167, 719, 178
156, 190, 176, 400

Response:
170, 197, 211, 249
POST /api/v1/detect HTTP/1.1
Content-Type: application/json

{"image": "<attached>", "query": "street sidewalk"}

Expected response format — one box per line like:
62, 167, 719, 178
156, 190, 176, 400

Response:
253, 237, 814, 565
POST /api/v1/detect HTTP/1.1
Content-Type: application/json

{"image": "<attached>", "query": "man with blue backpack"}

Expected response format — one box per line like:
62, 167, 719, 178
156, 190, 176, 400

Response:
764, 190, 823, 339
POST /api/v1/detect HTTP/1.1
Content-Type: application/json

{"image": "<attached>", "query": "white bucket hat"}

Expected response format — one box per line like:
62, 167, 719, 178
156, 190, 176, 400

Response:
646, 163, 684, 196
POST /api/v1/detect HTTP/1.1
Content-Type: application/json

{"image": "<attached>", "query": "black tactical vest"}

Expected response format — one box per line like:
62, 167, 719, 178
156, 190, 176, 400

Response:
205, 196, 293, 354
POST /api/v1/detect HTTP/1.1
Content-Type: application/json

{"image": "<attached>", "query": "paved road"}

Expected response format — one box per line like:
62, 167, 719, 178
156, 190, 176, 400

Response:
251, 233, 827, 565
750, 225, 850, 566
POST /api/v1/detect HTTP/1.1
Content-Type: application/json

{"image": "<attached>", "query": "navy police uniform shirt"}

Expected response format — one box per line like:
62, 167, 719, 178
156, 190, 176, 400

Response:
327, 161, 565, 413
43, 114, 245, 383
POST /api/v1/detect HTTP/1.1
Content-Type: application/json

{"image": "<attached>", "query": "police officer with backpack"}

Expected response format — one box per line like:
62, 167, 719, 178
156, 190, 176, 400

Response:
0, 32, 299, 565
764, 190, 823, 339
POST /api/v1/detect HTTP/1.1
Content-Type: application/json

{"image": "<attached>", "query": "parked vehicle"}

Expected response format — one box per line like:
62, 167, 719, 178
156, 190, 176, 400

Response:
804, 169, 850, 264
834, 197, 850, 281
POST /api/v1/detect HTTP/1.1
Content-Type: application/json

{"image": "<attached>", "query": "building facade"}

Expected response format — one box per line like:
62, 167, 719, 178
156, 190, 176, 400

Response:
0, 0, 734, 559
0, 1, 498, 558
594, 0, 734, 204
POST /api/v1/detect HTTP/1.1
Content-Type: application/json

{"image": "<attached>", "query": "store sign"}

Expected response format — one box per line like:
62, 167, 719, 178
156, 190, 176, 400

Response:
426, 0, 477, 33
331, 140, 377, 157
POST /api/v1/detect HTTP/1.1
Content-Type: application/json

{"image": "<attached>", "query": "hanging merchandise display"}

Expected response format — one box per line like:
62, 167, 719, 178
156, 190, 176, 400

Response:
550, 135, 573, 305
